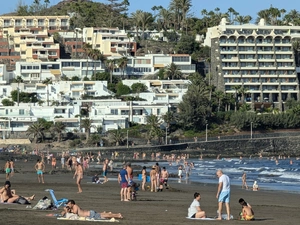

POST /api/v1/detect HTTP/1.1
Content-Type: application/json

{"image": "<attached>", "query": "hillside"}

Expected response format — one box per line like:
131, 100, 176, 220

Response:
4, 0, 128, 29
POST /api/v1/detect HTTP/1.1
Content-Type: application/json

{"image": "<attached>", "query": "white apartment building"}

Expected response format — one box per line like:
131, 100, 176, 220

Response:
204, 18, 300, 110
110, 54, 196, 77
8, 80, 112, 104
122, 79, 190, 104
14, 59, 105, 82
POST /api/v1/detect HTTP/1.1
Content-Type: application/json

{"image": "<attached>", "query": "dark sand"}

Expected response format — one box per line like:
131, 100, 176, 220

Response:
0, 158, 299, 225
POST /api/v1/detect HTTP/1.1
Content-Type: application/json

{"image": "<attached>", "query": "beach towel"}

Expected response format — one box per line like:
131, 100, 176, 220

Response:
186, 214, 233, 220
57, 217, 119, 222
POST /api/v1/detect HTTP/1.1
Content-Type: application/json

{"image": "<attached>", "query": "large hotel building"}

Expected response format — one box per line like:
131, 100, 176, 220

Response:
204, 18, 300, 110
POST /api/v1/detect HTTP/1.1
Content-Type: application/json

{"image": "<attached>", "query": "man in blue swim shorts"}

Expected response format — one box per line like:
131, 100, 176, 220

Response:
35, 159, 45, 183
216, 169, 231, 220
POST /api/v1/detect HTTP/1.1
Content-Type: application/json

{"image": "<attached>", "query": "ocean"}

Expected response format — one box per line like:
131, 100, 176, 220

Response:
158, 158, 300, 194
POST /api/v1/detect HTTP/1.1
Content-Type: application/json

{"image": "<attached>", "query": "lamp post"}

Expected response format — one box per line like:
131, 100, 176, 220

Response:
205, 123, 208, 142
127, 129, 129, 149
250, 122, 253, 139
165, 126, 168, 145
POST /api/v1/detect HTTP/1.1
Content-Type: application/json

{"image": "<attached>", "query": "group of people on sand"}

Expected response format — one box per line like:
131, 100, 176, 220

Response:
149, 163, 169, 192
188, 170, 255, 221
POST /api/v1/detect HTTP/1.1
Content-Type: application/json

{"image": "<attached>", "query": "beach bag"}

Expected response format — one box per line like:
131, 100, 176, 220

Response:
32, 197, 53, 210
16, 196, 30, 205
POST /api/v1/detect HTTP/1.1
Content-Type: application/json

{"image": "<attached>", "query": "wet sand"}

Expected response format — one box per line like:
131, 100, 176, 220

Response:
0, 158, 299, 225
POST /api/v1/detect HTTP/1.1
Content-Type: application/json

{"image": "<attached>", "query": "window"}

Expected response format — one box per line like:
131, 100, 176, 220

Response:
21, 66, 26, 70
62, 62, 80, 67
19, 109, 25, 115
33, 66, 39, 70
15, 44, 20, 48
110, 109, 118, 115
21, 51, 26, 55
27, 66, 32, 69
172, 56, 189, 62
134, 59, 151, 64
87, 37, 92, 41
31, 74, 39, 78
96, 44, 100, 48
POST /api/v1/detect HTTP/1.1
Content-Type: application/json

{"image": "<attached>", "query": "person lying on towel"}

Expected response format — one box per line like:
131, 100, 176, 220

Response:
61, 200, 123, 219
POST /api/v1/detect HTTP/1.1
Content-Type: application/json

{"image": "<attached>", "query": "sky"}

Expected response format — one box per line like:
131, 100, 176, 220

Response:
2, 0, 299, 23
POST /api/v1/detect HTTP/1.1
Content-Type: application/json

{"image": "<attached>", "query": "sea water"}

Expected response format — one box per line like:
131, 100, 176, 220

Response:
156, 158, 300, 194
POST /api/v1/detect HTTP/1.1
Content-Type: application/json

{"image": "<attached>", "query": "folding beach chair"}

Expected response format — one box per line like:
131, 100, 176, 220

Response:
45, 189, 68, 208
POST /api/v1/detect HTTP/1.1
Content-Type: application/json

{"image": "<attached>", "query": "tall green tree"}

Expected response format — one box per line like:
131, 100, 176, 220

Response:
164, 63, 182, 80
12, 76, 23, 106
80, 118, 94, 141
51, 122, 66, 142
105, 59, 115, 83
178, 77, 210, 131
42, 78, 52, 106
27, 120, 45, 143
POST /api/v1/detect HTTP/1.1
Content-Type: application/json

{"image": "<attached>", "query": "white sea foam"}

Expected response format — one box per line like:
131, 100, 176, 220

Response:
279, 173, 300, 180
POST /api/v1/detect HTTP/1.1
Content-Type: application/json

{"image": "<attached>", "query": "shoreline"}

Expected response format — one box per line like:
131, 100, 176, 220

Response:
0, 158, 299, 225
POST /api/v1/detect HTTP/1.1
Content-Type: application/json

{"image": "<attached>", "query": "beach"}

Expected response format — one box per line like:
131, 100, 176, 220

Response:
0, 157, 299, 225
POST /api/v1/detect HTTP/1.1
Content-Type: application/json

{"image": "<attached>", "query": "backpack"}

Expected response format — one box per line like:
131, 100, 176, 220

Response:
32, 197, 53, 210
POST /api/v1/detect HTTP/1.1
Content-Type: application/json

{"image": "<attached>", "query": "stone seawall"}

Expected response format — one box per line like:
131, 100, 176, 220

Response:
77, 136, 300, 158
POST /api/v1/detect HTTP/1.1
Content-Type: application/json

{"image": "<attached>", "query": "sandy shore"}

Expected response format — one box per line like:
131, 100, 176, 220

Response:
0, 158, 299, 225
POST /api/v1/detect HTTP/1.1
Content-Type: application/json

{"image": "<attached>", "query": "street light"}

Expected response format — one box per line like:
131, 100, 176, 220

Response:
127, 130, 129, 149
165, 126, 168, 145
205, 123, 208, 142
250, 122, 253, 139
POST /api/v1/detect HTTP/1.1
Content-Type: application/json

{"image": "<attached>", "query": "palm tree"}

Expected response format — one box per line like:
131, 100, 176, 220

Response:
158, 8, 172, 31
51, 122, 66, 142
83, 43, 93, 77
257, 9, 271, 24
146, 114, 162, 143
214, 90, 224, 112
133, 11, 154, 40
179, 0, 192, 32
164, 63, 182, 80
118, 57, 128, 79
233, 85, 241, 112
42, 78, 52, 106
162, 111, 174, 128
105, 59, 115, 83
27, 121, 44, 143
90, 49, 105, 77
80, 118, 94, 141
269, 7, 281, 25
227, 7, 237, 24
13, 76, 23, 106
238, 87, 249, 103
108, 129, 124, 146
44, 0, 50, 8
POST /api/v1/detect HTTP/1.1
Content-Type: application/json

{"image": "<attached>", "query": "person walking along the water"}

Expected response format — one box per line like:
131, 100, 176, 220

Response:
242, 172, 248, 189
216, 169, 231, 220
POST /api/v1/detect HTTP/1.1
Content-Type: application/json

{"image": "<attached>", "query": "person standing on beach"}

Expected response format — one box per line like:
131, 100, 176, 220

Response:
4, 160, 11, 180
160, 167, 169, 190
126, 162, 133, 200
216, 169, 231, 220
118, 164, 128, 201
102, 159, 109, 183
141, 166, 147, 191
73, 161, 83, 193
150, 165, 157, 192
9, 159, 14, 177
35, 159, 45, 183
242, 172, 248, 189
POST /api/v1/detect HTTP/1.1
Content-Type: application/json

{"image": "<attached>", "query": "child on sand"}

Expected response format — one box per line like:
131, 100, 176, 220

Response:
239, 198, 254, 221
